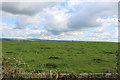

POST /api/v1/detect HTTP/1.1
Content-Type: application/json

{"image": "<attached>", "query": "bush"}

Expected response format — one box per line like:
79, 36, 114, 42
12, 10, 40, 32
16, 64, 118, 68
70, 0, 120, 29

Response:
6, 51, 13, 53
48, 56, 60, 59
93, 58, 103, 63
45, 63, 57, 68
103, 51, 113, 54
40, 47, 52, 49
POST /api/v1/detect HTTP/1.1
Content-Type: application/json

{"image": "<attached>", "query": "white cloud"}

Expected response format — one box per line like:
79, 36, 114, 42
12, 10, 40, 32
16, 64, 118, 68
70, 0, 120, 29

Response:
0, 22, 7, 26
15, 14, 44, 29
2, 2, 57, 15
43, 6, 70, 34
1, 1, 118, 42
2, 2, 118, 33
1, 21, 118, 42
1, 22, 50, 38
68, 2, 117, 30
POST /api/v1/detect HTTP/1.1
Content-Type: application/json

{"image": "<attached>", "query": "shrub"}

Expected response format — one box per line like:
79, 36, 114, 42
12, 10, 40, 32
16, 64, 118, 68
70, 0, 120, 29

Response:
6, 51, 13, 53
45, 63, 57, 68
48, 56, 60, 59
92, 58, 103, 63
103, 51, 113, 54
40, 47, 52, 49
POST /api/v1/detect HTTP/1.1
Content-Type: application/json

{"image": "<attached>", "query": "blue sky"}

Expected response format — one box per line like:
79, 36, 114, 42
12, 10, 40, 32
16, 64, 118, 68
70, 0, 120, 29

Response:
2, 17, 16, 25
1, 0, 118, 42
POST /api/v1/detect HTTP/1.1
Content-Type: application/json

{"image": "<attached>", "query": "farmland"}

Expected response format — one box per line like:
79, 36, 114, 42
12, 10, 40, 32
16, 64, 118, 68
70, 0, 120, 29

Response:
2, 41, 118, 73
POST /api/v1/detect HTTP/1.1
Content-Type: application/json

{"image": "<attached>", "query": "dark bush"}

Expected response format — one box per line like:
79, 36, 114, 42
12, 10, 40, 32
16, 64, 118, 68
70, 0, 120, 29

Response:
103, 51, 113, 54
48, 56, 60, 59
76, 52, 81, 54
45, 63, 57, 68
40, 47, 52, 49
66, 49, 70, 51
6, 51, 13, 53
67, 55, 71, 56
93, 58, 103, 63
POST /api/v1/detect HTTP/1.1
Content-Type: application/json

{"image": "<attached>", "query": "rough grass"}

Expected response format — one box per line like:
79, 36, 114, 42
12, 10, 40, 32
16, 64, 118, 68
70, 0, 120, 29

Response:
2, 41, 118, 73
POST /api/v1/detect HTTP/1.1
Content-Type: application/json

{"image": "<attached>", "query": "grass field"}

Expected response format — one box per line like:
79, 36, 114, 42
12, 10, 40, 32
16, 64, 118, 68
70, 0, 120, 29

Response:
2, 41, 118, 73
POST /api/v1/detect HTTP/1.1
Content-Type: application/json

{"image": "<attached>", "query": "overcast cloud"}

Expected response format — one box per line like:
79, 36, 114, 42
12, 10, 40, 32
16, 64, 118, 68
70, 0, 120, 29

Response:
1, 0, 118, 42
2, 2, 57, 15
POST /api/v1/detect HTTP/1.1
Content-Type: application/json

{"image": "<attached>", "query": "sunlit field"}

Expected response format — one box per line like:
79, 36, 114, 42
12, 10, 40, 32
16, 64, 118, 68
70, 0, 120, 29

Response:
2, 41, 118, 74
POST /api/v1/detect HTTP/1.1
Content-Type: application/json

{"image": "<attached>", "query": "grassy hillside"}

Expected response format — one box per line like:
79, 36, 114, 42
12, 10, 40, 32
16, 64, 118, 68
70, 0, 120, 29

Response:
2, 41, 118, 73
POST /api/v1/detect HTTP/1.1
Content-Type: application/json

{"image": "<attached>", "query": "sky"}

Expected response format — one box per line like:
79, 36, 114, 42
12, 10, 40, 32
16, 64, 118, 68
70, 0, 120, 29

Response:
0, 0, 119, 42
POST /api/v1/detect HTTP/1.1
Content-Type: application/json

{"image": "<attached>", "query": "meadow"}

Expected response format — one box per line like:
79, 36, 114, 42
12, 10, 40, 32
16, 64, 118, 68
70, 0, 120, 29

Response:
2, 41, 118, 74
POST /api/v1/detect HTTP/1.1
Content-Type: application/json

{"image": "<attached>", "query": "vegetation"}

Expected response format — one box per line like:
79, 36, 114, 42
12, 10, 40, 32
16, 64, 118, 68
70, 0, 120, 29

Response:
2, 41, 118, 74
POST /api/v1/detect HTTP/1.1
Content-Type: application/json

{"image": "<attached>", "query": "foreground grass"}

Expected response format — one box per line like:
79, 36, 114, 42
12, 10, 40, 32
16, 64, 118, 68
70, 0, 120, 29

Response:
2, 41, 118, 73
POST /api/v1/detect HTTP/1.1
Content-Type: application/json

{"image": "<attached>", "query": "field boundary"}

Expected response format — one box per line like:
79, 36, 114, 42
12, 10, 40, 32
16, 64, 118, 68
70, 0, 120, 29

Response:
2, 72, 119, 79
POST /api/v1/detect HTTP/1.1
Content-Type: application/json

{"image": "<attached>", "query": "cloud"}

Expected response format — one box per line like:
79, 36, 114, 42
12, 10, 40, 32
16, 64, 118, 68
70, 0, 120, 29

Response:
1, 20, 118, 42
15, 14, 44, 29
68, 2, 117, 30
1, 1, 118, 42
2, 2, 118, 34
2, 11, 45, 29
0, 22, 7, 26
1, 2, 59, 29
42, 2, 117, 34
1, 22, 50, 38
87, 17, 118, 41
2, 2, 57, 15
43, 6, 70, 34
